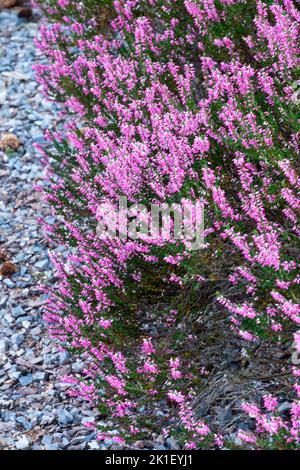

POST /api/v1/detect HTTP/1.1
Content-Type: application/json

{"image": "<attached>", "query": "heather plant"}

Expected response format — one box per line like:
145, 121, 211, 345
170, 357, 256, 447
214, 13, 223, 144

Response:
34, 0, 300, 448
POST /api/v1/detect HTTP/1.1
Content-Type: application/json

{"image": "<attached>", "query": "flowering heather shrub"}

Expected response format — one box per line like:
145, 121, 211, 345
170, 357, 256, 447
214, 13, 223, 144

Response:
34, 0, 300, 448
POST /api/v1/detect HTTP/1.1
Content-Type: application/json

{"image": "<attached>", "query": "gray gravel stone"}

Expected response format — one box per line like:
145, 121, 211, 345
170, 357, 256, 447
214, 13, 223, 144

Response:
0, 296, 8, 308
11, 306, 25, 318
58, 409, 74, 426
18, 374, 33, 387
11, 333, 25, 346
41, 435, 53, 446
15, 436, 30, 450
34, 259, 50, 271
0, 338, 9, 353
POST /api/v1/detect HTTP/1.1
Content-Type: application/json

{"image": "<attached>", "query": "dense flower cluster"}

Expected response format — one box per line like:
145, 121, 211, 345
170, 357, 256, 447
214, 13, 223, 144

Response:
34, 0, 299, 448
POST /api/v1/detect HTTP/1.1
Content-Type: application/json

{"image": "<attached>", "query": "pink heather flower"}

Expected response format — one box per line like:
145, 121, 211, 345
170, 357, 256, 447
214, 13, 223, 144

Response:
99, 318, 113, 329
237, 430, 257, 445
271, 323, 283, 332
195, 423, 210, 436
202, 167, 216, 188
238, 330, 258, 342
171, 368, 182, 380
142, 359, 159, 375
193, 136, 210, 154
83, 421, 96, 429
259, 415, 285, 435
115, 401, 133, 417
292, 368, 300, 377
141, 338, 155, 355
185, 441, 197, 449
263, 394, 278, 412
58, 0, 69, 7
291, 402, 300, 419
241, 402, 261, 418
276, 280, 290, 290
169, 274, 183, 285
170, 357, 180, 368
113, 436, 125, 444
170, 357, 182, 380
294, 384, 300, 398
214, 435, 224, 447
129, 426, 139, 435
167, 390, 185, 404
105, 375, 127, 395
98, 433, 125, 444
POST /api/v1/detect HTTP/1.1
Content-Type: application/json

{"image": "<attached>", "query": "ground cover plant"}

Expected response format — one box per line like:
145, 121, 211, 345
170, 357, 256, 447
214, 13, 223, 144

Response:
33, 0, 300, 449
